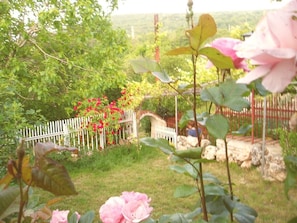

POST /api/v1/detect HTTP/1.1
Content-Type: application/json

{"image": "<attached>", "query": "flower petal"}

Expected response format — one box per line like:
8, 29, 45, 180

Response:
237, 65, 271, 84
262, 58, 297, 92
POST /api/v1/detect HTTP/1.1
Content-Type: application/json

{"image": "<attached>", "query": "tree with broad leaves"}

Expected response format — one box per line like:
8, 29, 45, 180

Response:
0, 0, 128, 155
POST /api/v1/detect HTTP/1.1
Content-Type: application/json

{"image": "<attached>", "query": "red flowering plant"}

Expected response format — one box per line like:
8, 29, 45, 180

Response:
74, 96, 124, 146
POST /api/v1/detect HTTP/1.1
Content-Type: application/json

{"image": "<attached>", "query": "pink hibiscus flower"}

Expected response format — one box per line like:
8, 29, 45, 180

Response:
236, 0, 297, 93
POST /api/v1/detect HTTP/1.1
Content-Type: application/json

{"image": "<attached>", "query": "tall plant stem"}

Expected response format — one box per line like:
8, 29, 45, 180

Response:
192, 55, 208, 221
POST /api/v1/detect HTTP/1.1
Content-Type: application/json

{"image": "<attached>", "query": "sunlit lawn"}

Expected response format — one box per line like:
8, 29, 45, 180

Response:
37, 143, 297, 222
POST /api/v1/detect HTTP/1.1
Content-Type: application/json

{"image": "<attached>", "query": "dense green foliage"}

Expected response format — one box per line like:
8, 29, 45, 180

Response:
0, 0, 128, 152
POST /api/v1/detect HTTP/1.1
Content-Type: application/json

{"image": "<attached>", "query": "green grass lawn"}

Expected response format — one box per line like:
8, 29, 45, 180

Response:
36, 143, 297, 223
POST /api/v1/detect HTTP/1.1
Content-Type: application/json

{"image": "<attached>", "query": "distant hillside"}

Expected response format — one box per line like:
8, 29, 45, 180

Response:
111, 11, 266, 37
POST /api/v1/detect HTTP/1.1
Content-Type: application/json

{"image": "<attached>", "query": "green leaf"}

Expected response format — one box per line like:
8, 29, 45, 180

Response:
174, 185, 198, 198
200, 79, 250, 112
197, 14, 217, 46
206, 114, 229, 139
169, 165, 187, 174
220, 80, 250, 111
233, 202, 258, 223
32, 157, 77, 196
78, 211, 95, 223
151, 71, 173, 84
203, 173, 221, 184
199, 47, 234, 69
174, 147, 202, 159
204, 184, 226, 196
0, 186, 20, 220
130, 57, 161, 73
186, 14, 216, 51
200, 87, 223, 105
140, 137, 174, 155
232, 124, 252, 135
130, 58, 173, 83
179, 111, 209, 129
33, 142, 78, 160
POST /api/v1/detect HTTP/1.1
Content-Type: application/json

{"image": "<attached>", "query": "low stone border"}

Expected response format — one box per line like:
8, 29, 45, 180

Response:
176, 136, 286, 182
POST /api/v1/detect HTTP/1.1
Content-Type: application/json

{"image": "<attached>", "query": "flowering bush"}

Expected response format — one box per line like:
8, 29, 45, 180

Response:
99, 191, 153, 223
236, 0, 297, 93
74, 97, 124, 145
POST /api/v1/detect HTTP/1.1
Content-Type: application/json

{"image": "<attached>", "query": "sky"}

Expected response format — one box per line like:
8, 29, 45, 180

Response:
111, 0, 291, 15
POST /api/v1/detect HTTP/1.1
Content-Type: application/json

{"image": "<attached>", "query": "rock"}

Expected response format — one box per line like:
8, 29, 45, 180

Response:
187, 135, 198, 147
241, 160, 252, 168
263, 154, 286, 182
203, 145, 217, 160
201, 139, 211, 148
251, 143, 265, 166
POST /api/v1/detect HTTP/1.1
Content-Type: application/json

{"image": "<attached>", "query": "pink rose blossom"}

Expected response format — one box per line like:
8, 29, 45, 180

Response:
50, 210, 69, 223
236, 0, 297, 93
208, 37, 249, 71
99, 196, 126, 223
99, 192, 153, 223
122, 200, 153, 223
121, 191, 151, 203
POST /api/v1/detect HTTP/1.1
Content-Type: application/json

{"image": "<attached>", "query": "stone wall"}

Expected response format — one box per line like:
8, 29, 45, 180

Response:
176, 135, 286, 182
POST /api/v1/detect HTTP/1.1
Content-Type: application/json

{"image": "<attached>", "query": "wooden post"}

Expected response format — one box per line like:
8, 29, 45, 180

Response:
251, 89, 255, 144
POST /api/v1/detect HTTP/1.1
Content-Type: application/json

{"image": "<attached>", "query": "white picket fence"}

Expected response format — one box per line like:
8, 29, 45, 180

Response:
19, 110, 178, 152
19, 110, 136, 152
154, 126, 177, 147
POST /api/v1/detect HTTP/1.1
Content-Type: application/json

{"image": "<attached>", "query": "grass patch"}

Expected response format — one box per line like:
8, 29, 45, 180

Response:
35, 143, 297, 222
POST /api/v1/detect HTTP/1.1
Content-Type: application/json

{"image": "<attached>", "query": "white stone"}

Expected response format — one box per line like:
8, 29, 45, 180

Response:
203, 145, 217, 160
187, 135, 198, 147
201, 139, 211, 148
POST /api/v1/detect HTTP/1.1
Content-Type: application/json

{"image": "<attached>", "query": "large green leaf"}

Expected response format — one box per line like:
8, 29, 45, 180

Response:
130, 57, 161, 73
196, 14, 217, 47
170, 163, 199, 179
75, 211, 95, 223
222, 196, 257, 223
174, 185, 198, 198
174, 147, 202, 159
199, 47, 234, 69
201, 79, 250, 112
186, 14, 216, 52
32, 157, 77, 196
0, 186, 20, 221
33, 142, 78, 160
233, 202, 258, 223
140, 137, 174, 155
151, 71, 174, 83
200, 87, 223, 106
206, 114, 229, 139
204, 184, 226, 196
130, 58, 173, 83
179, 110, 209, 129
